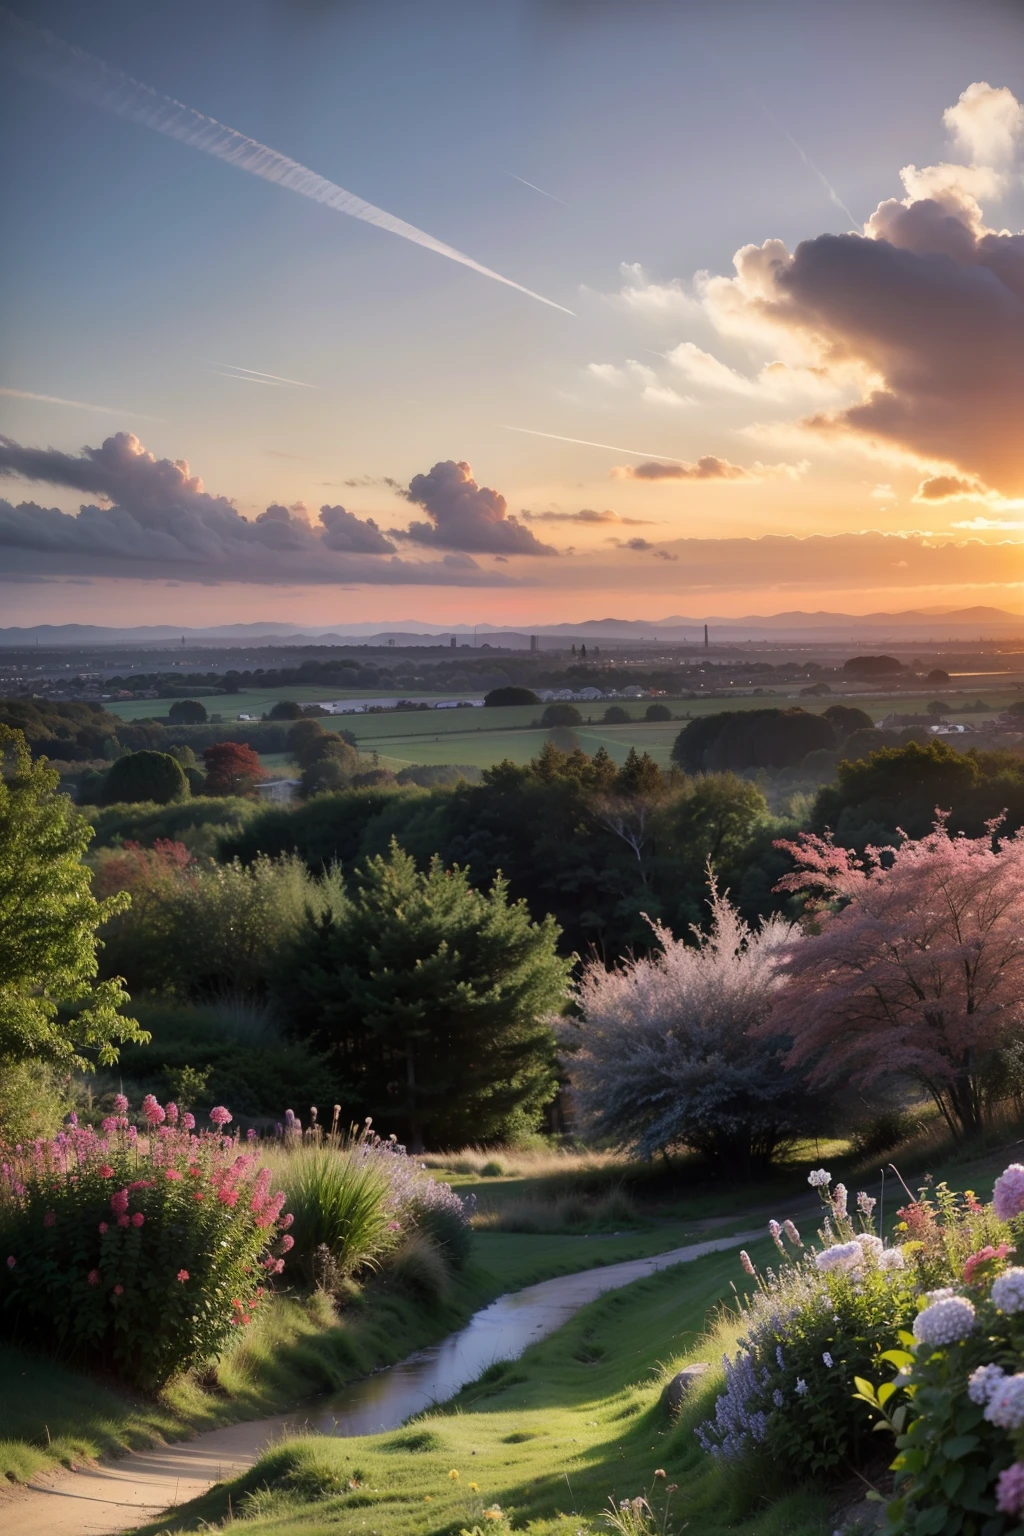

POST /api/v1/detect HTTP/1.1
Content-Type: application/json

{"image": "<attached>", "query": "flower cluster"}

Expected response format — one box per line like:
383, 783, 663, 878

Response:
993, 1164, 1024, 1222
911, 1295, 976, 1347
990, 1266, 1024, 1315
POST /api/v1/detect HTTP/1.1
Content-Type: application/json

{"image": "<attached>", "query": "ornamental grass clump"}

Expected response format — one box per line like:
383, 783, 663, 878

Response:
697, 1170, 918, 1480
854, 1161, 1024, 1534
0, 1095, 292, 1388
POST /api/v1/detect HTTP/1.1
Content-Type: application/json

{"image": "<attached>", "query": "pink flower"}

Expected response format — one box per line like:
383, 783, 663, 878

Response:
280, 1234, 295, 1252
739, 1250, 756, 1276
996, 1463, 1024, 1516
218, 1188, 239, 1207
87, 1269, 100, 1286
113, 1284, 123, 1296
994, 1165, 1024, 1223
176, 1269, 189, 1283
117, 1215, 129, 1228
131, 1211, 145, 1227
110, 1188, 129, 1216
964, 1243, 1014, 1284
5, 1255, 14, 1269
165, 1168, 183, 1181
279, 1212, 293, 1230
98, 1221, 109, 1234
192, 1191, 204, 1201
182, 1112, 195, 1131
209, 1106, 233, 1128
113, 1094, 128, 1113
164, 1102, 179, 1126
141, 1095, 165, 1126
43, 1211, 55, 1228
99, 1165, 114, 1178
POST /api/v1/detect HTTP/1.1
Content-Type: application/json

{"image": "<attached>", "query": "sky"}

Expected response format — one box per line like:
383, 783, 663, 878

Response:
1, 0, 1023, 628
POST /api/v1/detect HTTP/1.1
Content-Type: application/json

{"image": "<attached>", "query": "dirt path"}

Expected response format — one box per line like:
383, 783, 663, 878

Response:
1, 1228, 760, 1536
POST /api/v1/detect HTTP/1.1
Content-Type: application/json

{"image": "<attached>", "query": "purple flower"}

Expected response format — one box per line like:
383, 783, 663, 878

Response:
994, 1165, 1024, 1222
997, 1463, 1024, 1516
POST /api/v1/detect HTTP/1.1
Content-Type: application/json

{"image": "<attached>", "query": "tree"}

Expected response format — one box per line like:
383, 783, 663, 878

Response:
823, 704, 874, 739
645, 703, 672, 722
484, 686, 540, 707
672, 708, 836, 772
603, 705, 630, 724
295, 733, 359, 774
663, 773, 767, 869
774, 821, 1024, 1139
0, 727, 145, 1070
542, 703, 582, 728
287, 719, 328, 758
268, 700, 304, 720
102, 750, 189, 806
564, 882, 813, 1170
842, 655, 905, 677
203, 741, 265, 796
274, 841, 569, 1148
167, 699, 208, 724
300, 756, 354, 797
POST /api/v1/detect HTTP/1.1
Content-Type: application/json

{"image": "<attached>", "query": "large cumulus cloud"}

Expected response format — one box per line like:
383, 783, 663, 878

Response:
0, 432, 513, 586
393, 460, 557, 555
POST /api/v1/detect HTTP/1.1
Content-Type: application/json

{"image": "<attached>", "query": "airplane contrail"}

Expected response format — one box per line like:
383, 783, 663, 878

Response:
1, 8, 574, 316
211, 364, 316, 388
507, 173, 568, 205
0, 386, 162, 420
504, 426, 692, 464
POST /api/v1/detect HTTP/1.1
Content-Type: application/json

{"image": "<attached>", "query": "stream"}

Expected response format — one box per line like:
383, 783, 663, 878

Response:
4, 1229, 757, 1536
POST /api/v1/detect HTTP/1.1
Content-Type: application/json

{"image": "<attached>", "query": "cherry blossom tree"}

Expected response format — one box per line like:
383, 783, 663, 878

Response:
562, 881, 815, 1170
774, 821, 1024, 1139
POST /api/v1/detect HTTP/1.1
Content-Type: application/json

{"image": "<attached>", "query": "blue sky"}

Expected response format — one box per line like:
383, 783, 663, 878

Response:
1, 0, 1023, 625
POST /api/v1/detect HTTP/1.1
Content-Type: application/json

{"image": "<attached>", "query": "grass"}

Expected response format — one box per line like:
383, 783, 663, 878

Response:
0, 1225, 732, 1487
142, 1238, 831, 1536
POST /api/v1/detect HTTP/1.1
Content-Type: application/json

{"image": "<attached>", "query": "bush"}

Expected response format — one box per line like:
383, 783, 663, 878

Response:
603, 706, 631, 723
542, 703, 582, 728
101, 750, 189, 806
203, 741, 264, 796
0, 1097, 292, 1387
484, 687, 540, 707
409, 1177, 474, 1268
0, 1060, 69, 1143
167, 700, 208, 724
269, 700, 304, 720
645, 703, 672, 721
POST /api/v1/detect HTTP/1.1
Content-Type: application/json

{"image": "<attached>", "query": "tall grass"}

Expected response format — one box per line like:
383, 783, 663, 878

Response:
471, 1186, 641, 1234
278, 1143, 400, 1285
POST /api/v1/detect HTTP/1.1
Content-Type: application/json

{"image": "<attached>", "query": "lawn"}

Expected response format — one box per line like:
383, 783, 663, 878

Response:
145, 1238, 830, 1536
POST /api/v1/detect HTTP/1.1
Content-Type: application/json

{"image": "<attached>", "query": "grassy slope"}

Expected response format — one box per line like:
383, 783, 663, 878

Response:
144, 1238, 829, 1536
0, 1226, 718, 1486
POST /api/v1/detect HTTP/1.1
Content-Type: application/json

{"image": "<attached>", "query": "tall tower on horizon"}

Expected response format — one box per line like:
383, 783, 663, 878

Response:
704, 624, 709, 649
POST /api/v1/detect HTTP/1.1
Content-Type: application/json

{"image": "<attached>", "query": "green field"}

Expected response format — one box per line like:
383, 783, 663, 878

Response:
104, 686, 1024, 775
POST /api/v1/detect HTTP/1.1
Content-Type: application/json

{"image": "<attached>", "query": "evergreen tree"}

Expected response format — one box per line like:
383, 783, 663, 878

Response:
275, 840, 569, 1148
101, 749, 189, 805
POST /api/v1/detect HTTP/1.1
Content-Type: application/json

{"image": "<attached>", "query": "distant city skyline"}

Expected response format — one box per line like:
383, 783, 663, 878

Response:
1, 0, 1022, 626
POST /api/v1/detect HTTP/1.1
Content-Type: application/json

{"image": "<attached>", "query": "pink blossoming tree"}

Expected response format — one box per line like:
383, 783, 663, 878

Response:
774, 821, 1024, 1138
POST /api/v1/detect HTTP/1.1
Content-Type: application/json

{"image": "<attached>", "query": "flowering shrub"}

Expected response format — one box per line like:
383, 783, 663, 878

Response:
697, 1171, 918, 1478
853, 1163, 1024, 1534
0, 1096, 291, 1387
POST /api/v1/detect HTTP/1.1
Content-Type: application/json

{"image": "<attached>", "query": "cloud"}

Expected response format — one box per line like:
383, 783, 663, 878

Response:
587, 358, 693, 409
0, 386, 163, 421
944, 81, 1024, 169
590, 262, 700, 320
394, 460, 557, 555
871, 483, 896, 500
653, 548, 679, 562
913, 474, 992, 504
611, 455, 806, 483
0, 431, 517, 586
520, 507, 655, 525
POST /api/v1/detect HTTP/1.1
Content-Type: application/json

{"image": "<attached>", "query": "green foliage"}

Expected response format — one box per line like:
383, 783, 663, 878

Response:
822, 704, 874, 739
101, 749, 189, 805
280, 1140, 402, 1285
274, 840, 569, 1148
645, 702, 672, 721
0, 726, 144, 1070
672, 707, 836, 772
603, 705, 631, 723
85, 794, 259, 854
269, 700, 305, 720
167, 699, 208, 724
484, 687, 540, 706
300, 755, 354, 797
541, 702, 583, 727
0, 1059, 70, 1142
0, 1101, 291, 1388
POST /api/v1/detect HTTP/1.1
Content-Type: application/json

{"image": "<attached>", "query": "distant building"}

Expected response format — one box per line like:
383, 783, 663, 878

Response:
255, 778, 301, 803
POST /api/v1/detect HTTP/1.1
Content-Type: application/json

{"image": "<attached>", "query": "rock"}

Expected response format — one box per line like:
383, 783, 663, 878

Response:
663, 1362, 710, 1415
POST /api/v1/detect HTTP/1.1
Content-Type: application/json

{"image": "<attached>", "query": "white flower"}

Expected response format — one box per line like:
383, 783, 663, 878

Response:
856, 1191, 877, 1218
991, 1268, 1024, 1316
814, 1241, 864, 1273
925, 1287, 955, 1303
783, 1220, 802, 1246
832, 1183, 849, 1219
855, 1233, 884, 1263
878, 1246, 906, 1271
985, 1373, 1024, 1430
807, 1169, 832, 1188
912, 1296, 976, 1348
795, 1378, 808, 1395
969, 1364, 1006, 1405
822, 1352, 834, 1368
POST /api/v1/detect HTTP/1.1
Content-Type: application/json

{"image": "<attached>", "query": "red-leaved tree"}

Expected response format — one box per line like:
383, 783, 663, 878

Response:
774, 821, 1024, 1138
202, 741, 265, 796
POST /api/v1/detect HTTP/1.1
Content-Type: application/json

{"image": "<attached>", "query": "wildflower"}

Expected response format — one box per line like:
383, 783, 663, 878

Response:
776, 1346, 785, 1369
483, 1508, 503, 1521
996, 1463, 1024, 1516
993, 1164, 1024, 1222
832, 1183, 848, 1220
87, 1269, 100, 1286
280, 1234, 295, 1252
113, 1284, 123, 1296
807, 1169, 831, 1188
117, 1215, 130, 1228
141, 1095, 165, 1126
985, 1374, 1024, 1430
192, 1191, 205, 1201
99, 1164, 114, 1178
43, 1211, 55, 1228
131, 1211, 145, 1227
783, 1219, 802, 1246
913, 1296, 976, 1348
182, 1113, 195, 1131
387, 1220, 402, 1231
176, 1269, 189, 1282
795, 1379, 808, 1395
110, 1188, 129, 1216
739, 1250, 755, 1276
165, 1102, 179, 1126
6, 1255, 15, 1269
968, 1364, 1006, 1405
768, 1220, 785, 1253
449, 1469, 461, 1481
814, 1241, 864, 1273
98, 1221, 108, 1234
209, 1106, 233, 1128
822, 1352, 834, 1368
772, 1389, 783, 1408
991, 1268, 1024, 1314
279, 1212, 294, 1230
113, 1093, 128, 1113
855, 1233, 884, 1263
856, 1191, 876, 1218
468, 1482, 480, 1492
654, 1468, 666, 1478
878, 1246, 906, 1271
966, 1245, 1015, 1286
165, 1169, 182, 1182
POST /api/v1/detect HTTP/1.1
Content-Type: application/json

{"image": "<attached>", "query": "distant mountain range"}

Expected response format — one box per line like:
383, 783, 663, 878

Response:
2, 607, 1024, 648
